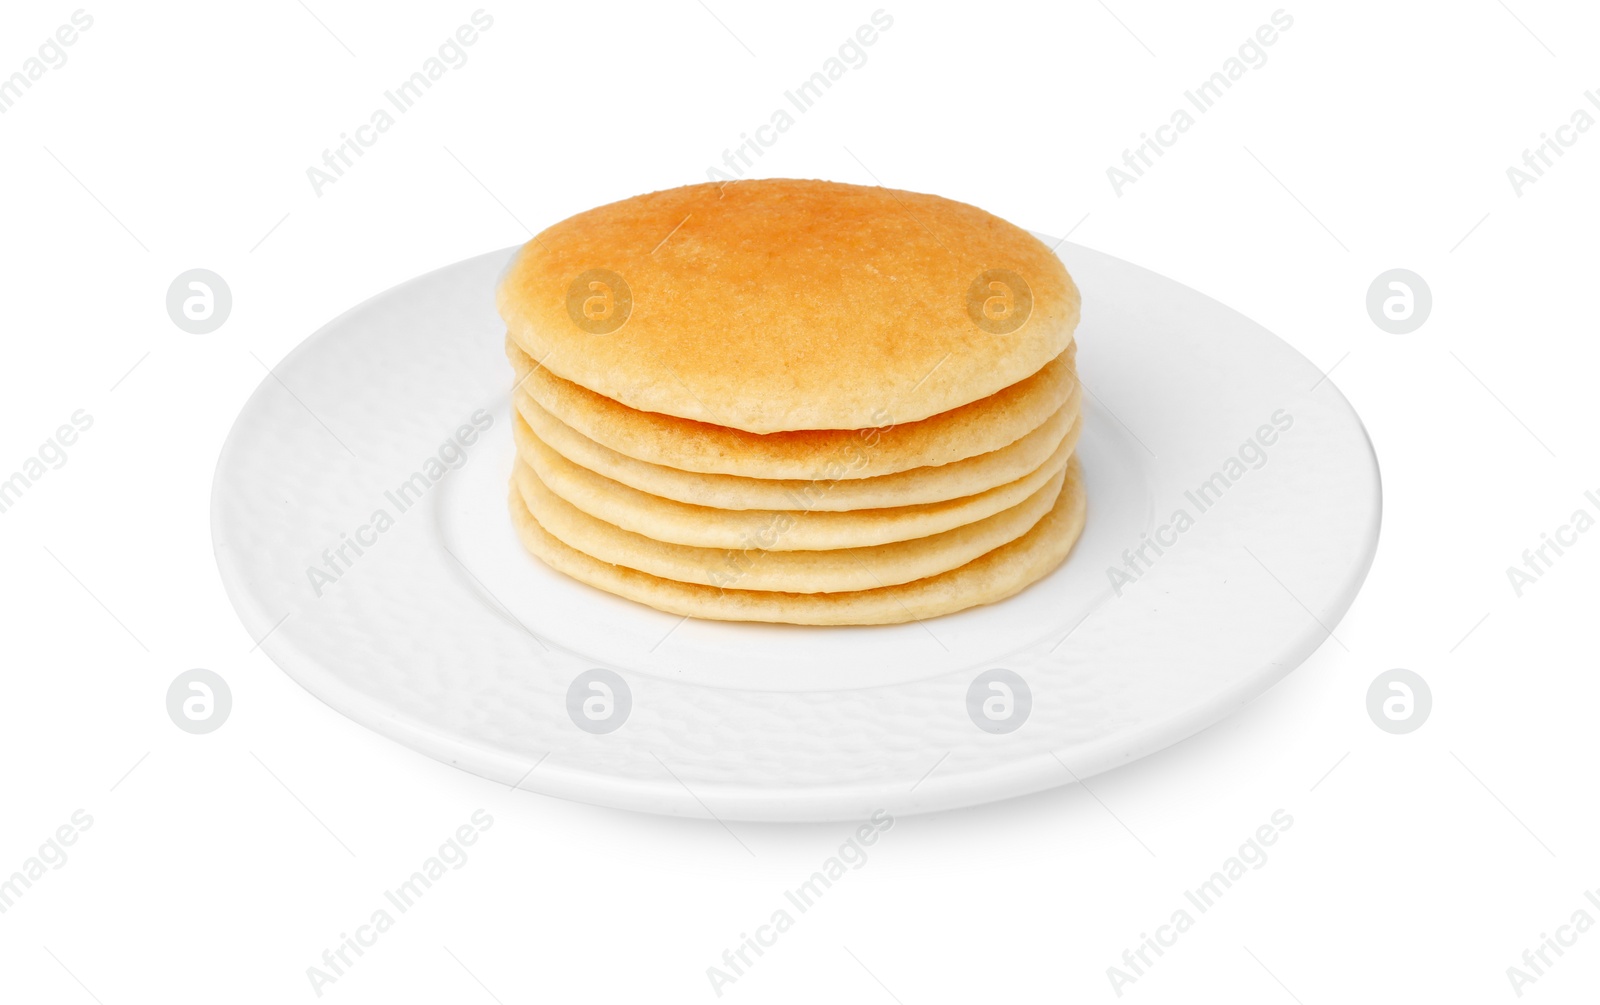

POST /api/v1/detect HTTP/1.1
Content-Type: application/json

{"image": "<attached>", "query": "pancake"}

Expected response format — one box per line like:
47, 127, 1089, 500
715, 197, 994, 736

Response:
507, 456, 1087, 625
508, 338, 1076, 479
514, 457, 1065, 593
498, 179, 1081, 433
514, 416, 1076, 551
513, 387, 1081, 512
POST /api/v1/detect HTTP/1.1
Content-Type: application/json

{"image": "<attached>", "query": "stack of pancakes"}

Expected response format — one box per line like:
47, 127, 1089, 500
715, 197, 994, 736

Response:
498, 179, 1085, 625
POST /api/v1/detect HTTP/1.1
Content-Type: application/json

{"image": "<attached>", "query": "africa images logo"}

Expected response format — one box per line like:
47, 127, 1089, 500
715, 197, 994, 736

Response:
1106, 410, 1294, 594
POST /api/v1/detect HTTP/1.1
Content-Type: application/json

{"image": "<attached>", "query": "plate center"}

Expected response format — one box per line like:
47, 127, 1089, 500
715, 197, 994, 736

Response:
434, 395, 1152, 692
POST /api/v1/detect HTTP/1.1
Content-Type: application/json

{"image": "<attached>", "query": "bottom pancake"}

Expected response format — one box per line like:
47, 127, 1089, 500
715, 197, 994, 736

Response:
507, 456, 1087, 625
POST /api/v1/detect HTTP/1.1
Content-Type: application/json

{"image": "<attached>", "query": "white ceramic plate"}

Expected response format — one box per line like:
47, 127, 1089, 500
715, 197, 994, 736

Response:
212, 239, 1379, 822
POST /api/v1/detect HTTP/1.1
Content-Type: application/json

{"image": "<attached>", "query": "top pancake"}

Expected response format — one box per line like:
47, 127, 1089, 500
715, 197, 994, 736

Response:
498, 179, 1080, 433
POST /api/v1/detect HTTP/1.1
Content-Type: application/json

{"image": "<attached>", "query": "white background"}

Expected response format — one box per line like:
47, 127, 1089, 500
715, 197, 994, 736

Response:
2, 1, 1598, 1001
